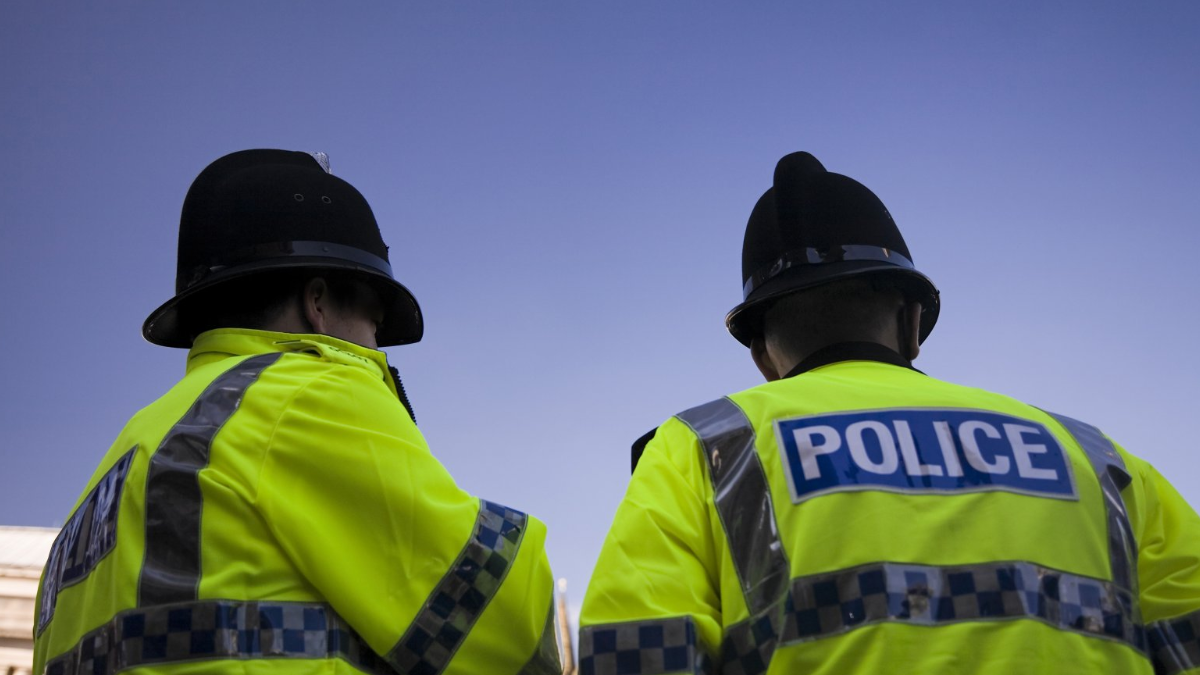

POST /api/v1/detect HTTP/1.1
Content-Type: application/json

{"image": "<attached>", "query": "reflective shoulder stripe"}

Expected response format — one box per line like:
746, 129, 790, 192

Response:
42, 599, 395, 675
578, 616, 714, 675
1042, 411, 1139, 595
675, 397, 790, 616
718, 560, 1148, 675
1149, 609, 1200, 675
139, 352, 282, 606
517, 599, 562, 675
386, 499, 528, 675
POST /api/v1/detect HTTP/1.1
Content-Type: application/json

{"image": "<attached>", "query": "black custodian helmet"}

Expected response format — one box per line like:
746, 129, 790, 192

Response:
725, 151, 940, 346
142, 149, 423, 348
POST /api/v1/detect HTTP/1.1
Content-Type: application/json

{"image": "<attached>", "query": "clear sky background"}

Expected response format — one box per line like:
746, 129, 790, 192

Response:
3, 2, 1198, 626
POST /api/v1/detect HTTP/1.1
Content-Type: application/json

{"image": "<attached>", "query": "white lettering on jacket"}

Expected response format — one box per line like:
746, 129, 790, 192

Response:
774, 409, 1077, 503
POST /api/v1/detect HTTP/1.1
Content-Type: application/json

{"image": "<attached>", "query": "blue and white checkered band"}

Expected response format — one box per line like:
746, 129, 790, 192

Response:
39, 448, 136, 634
714, 560, 1147, 675
578, 616, 714, 675
1148, 609, 1200, 675
42, 600, 396, 675
579, 561, 1154, 675
742, 245, 915, 298
774, 409, 1079, 504
386, 499, 528, 675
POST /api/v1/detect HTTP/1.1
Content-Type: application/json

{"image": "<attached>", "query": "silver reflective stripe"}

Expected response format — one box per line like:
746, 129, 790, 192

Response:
138, 352, 282, 606
742, 245, 917, 298
578, 616, 714, 675
517, 599, 562, 675
1044, 412, 1139, 595
42, 599, 396, 675
386, 499, 528, 675
719, 560, 1147, 675
1148, 609, 1200, 675
676, 398, 790, 616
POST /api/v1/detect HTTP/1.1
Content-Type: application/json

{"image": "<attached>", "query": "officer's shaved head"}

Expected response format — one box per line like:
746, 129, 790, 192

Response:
183, 270, 380, 341
761, 276, 909, 371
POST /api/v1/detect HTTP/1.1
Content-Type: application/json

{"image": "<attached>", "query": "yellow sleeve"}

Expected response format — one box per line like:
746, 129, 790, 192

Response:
1126, 454, 1200, 673
579, 417, 722, 673
257, 364, 557, 675
1132, 460, 1200, 620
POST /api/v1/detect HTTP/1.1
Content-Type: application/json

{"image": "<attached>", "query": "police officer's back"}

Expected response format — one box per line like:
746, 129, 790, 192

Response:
579, 152, 1200, 674
33, 150, 561, 675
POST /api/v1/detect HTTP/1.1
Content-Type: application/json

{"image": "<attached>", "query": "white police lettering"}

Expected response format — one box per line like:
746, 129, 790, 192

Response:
895, 420, 943, 477
846, 421, 899, 474
795, 425, 841, 480
1005, 423, 1060, 481
932, 421, 965, 477
959, 420, 1009, 475
774, 410, 1077, 504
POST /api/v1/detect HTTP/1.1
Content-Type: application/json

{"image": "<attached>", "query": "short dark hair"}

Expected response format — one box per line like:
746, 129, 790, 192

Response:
183, 270, 374, 339
762, 274, 906, 362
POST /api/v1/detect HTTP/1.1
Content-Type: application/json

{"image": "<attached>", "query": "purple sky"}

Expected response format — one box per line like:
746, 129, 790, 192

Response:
3, 2, 1198, 621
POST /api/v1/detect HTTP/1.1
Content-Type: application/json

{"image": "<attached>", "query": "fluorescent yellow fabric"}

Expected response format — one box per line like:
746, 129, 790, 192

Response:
581, 359, 1200, 674
34, 328, 554, 675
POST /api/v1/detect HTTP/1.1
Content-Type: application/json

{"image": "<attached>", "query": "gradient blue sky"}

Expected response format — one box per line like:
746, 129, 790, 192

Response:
3, 2, 1198, 622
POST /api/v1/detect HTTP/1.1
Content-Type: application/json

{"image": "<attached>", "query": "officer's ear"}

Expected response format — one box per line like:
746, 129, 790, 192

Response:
900, 301, 922, 362
751, 336, 782, 382
302, 277, 333, 335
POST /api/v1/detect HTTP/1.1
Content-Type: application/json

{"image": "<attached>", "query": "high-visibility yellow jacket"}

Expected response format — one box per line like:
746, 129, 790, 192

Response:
34, 328, 560, 675
580, 348, 1200, 675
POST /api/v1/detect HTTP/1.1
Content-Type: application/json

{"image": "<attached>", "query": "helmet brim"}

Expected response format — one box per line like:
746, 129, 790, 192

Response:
725, 263, 940, 348
142, 258, 423, 349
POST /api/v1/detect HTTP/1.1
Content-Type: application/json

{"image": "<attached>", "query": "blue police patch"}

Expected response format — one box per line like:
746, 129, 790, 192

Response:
774, 409, 1077, 503
38, 447, 135, 634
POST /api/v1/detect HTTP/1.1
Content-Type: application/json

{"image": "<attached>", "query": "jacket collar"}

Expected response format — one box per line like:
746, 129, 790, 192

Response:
186, 328, 391, 382
783, 341, 920, 379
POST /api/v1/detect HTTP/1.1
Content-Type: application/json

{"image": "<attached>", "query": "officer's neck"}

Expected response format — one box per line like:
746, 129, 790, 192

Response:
781, 341, 918, 380
755, 303, 923, 382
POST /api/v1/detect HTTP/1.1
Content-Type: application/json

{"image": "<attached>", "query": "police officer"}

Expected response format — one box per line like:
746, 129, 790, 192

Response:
34, 150, 561, 675
579, 152, 1200, 674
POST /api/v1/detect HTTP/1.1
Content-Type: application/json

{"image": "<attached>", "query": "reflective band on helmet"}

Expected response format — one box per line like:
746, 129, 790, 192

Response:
717, 560, 1145, 675
42, 600, 394, 675
742, 245, 915, 299
1043, 412, 1139, 596
676, 398, 790, 616
1148, 609, 1200, 675
517, 600, 563, 675
187, 240, 395, 287
139, 352, 282, 606
579, 616, 714, 675
386, 499, 528, 675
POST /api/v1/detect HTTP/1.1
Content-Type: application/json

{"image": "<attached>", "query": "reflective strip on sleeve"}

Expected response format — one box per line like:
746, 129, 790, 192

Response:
1149, 609, 1200, 675
517, 598, 563, 675
138, 352, 282, 607
675, 397, 790, 616
718, 560, 1146, 675
386, 499, 528, 675
42, 600, 396, 675
578, 616, 714, 675
1044, 411, 1140, 596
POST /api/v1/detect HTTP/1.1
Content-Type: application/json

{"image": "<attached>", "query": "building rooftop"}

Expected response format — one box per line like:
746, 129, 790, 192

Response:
0, 526, 57, 574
